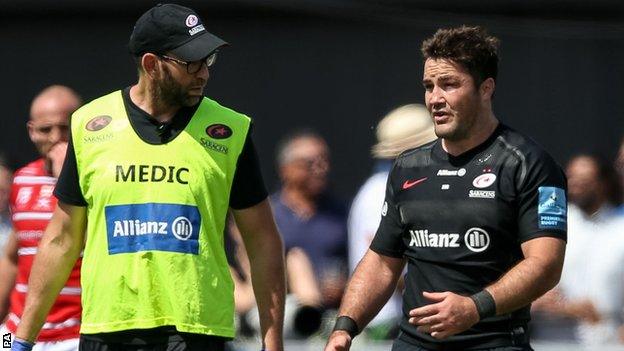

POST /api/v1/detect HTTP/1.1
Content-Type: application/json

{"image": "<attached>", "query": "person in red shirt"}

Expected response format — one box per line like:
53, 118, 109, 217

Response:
0, 85, 82, 350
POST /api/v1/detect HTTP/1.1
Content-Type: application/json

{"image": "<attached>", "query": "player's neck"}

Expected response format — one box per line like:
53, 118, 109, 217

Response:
280, 186, 318, 219
442, 113, 498, 157
130, 83, 179, 124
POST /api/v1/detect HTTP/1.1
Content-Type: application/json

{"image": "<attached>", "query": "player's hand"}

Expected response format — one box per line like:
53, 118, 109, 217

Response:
324, 330, 352, 351
47, 141, 68, 178
408, 291, 480, 339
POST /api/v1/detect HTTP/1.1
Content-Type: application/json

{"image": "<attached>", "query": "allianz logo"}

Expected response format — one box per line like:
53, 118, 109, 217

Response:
112, 216, 193, 241
409, 227, 490, 252
409, 229, 460, 248
437, 168, 466, 177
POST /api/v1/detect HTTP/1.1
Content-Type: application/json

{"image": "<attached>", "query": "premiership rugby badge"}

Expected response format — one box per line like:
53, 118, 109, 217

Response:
86, 115, 113, 131
206, 124, 233, 139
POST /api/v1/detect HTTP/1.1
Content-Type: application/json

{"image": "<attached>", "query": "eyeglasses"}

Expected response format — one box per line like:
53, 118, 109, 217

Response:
159, 52, 217, 74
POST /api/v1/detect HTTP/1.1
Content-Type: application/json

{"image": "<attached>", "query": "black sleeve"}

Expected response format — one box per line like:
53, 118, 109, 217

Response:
516, 150, 568, 242
54, 132, 88, 206
229, 129, 268, 210
369, 164, 406, 258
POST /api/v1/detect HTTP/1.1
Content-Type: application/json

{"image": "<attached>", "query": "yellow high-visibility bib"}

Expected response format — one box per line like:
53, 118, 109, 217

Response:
71, 90, 250, 337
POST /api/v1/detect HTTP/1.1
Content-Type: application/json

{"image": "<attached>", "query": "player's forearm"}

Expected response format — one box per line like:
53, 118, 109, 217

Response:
233, 200, 286, 350
247, 233, 285, 351
486, 251, 563, 315
16, 205, 85, 342
16, 235, 82, 341
338, 250, 404, 330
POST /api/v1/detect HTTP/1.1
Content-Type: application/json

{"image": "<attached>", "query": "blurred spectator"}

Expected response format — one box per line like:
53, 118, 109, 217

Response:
532, 154, 624, 345
0, 156, 12, 256
348, 104, 436, 339
271, 131, 348, 311
227, 213, 322, 339
0, 85, 82, 348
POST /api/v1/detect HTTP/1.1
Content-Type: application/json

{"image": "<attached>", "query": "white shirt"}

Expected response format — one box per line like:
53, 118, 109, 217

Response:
559, 204, 624, 344
348, 170, 402, 326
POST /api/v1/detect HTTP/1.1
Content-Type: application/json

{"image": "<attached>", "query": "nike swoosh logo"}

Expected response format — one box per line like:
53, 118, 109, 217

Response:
402, 177, 428, 189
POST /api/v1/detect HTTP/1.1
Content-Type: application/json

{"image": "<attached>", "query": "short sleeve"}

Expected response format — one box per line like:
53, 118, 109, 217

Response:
229, 128, 268, 210
54, 132, 88, 206
516, 150, 567, 243
369, 166, 406, 258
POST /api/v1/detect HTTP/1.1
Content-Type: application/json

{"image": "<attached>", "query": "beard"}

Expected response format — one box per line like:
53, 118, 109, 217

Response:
150, 65, 200, 108
435, 117, 473, 141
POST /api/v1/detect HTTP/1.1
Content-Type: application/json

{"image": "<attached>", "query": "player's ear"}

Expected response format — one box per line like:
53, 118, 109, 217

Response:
26, 120, 36, 141
141, 53, 160, 78
480, 78, 495, 100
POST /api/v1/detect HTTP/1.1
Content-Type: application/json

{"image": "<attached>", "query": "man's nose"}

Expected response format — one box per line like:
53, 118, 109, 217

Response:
428, 86, 445, 107
49, 126, 68, 144
196, 62, 210, 80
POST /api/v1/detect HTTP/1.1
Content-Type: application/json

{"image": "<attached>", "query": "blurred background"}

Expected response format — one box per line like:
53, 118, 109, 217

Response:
2, 0, 623, 198
1, 1, 624, 350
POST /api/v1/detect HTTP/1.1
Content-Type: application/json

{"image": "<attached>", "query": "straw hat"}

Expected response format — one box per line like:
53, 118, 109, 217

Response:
371, 104, 437, 159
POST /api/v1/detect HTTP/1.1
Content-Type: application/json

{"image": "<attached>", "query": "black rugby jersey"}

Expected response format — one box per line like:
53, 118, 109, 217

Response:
371, 123, 567, 350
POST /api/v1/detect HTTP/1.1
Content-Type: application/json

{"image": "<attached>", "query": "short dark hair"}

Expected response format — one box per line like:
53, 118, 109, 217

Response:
421, 26, 499, 86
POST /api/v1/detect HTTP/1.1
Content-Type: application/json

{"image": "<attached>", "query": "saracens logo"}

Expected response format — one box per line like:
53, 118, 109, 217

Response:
86, 115, 113, 131
464, 227, 490, 252
185, 15, 198, 27
206, 124, 233, 139
472, 173, 497, 188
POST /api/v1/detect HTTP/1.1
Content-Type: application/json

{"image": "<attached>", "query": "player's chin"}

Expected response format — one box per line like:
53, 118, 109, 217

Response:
184, 95, 203, 106
434, 125, 454, 139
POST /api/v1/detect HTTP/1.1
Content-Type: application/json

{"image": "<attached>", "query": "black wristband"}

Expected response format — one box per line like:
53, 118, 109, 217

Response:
332, 315, 360, 338
470, 290, 496, 320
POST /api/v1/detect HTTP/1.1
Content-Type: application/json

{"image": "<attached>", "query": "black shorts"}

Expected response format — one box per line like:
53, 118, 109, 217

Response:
79, 327, 228, 351
391, 338, 534, 351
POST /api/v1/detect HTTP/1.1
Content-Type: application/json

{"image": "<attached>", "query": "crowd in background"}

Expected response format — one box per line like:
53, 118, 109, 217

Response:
1, 86, 624, 347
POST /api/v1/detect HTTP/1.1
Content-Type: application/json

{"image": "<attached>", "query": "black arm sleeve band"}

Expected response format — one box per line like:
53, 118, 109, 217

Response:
470, 290, 497, 320
332, 315, 360, 338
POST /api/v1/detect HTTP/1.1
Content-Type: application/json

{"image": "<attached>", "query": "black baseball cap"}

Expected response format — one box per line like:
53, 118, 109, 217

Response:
129, 3, 227, 62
